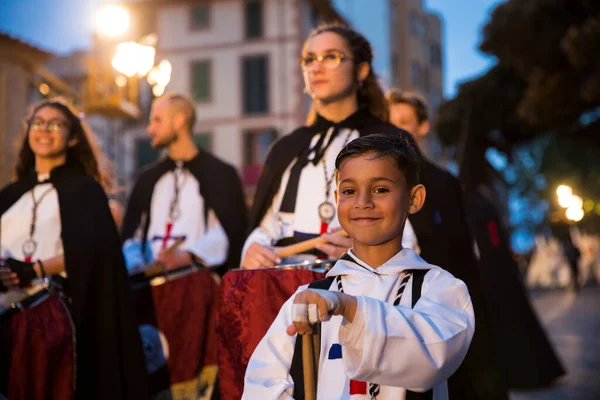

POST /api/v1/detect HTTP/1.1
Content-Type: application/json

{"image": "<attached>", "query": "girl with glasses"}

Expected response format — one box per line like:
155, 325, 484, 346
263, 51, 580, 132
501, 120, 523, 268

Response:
0, 98, 149, 399
241, 24, 396, 270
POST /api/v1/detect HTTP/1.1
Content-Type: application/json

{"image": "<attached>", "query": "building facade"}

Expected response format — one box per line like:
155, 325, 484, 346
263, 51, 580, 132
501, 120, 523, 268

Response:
333, 0, 444, 159
0, 33, 69, 185
115, 0, 338, 200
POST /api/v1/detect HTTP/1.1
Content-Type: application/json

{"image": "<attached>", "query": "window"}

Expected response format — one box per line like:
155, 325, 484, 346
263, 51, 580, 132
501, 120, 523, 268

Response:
410, 61, 422, 88
245, 0, 264, 39
409, 11, 427, 38
190, 4, 210, 30
430, 43, 442, 67
135, 138, 160, 170
191, 60, 211, 102
423, 68, 431, 93
242, 55, 269, 115
194, 133, 212, 151
243, 128, 277, 186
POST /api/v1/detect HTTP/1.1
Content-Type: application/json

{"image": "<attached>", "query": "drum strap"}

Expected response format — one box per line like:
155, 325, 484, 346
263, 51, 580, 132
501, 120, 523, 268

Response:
290, 269, 432, 399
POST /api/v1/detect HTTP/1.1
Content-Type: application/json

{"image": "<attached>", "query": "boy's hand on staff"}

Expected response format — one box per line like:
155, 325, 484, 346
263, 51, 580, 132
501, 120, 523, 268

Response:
315, 233, 352, 258
242, 243, 281, 270
287, 288, 357, 336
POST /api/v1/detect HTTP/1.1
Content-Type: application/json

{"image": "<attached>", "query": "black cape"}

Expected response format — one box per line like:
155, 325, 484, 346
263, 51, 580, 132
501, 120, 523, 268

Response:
249, 109, 508, 399
465, 189, 565, 388
121, 150, 248, 274
0, 164, 150, 400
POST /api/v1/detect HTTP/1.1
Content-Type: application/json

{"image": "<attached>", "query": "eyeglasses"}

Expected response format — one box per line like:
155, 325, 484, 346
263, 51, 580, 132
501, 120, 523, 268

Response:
29, 120, 69, 132
299, 52, 351, 71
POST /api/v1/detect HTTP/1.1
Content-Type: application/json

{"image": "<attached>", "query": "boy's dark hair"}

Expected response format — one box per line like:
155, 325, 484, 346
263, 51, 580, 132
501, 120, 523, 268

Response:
335, 132, 420, 188
386, 89, 429, 123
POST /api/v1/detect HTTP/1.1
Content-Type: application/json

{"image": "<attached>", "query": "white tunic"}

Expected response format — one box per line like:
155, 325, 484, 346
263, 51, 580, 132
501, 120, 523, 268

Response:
124, 166, 229, 268
0, 177, 63, 310
242, 129, 420, 259
243, 249, 475, 400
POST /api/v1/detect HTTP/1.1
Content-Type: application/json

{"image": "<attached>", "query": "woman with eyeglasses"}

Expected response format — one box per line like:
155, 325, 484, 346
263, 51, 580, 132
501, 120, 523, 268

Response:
241, 24, 403, 270
0, 98, 149, 399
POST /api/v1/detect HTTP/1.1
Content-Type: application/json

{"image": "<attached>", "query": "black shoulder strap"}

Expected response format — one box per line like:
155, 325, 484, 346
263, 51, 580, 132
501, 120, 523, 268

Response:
290, 277, 335, 400
407, 269, 433, 400
411, 269, 428, 308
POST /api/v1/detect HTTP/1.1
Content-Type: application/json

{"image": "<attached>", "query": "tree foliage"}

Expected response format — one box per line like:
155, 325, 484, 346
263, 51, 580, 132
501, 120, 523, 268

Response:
436, 0, 600, 147
435, 0, 600, 238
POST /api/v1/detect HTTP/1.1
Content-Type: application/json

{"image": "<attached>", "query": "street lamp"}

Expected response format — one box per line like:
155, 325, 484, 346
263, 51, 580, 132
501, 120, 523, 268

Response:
147, 60, 172, 96
566, 207, 584, 222
556, 184, 585, 222
96, 5, 130, 39
111, 42, 156, 78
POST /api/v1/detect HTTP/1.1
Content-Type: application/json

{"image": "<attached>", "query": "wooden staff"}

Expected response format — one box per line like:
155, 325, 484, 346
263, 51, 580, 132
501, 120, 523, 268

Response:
302, 333, 317, 400
275, 230, 349, 258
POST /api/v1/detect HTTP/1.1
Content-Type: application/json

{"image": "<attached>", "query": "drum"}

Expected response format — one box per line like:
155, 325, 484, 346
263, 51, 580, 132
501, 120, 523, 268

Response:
131, 265, 219, 400
217, 258, 335, 400
270, 255, 337, 273
0, 278, 75, 400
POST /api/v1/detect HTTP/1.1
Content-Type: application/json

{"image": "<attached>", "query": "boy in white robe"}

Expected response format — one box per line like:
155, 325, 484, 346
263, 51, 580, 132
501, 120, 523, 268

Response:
243, 133, 475, 400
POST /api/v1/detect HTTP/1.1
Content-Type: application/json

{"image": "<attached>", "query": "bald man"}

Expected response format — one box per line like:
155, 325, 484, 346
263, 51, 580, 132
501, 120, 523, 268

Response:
121, 93, 247, 275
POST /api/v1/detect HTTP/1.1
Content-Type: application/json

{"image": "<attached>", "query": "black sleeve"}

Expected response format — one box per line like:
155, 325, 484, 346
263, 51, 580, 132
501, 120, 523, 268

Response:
120, 175, 147, 243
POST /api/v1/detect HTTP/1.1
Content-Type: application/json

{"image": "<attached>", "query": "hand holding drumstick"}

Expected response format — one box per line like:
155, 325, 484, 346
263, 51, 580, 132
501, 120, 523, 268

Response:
241, 230, 351, 270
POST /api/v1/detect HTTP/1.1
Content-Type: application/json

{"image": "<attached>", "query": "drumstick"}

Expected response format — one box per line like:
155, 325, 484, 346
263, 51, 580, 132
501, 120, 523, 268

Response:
275, 230, 349, 258
163, 237, 184, 255
143, 238, 185, 277
302, 333, 316, 400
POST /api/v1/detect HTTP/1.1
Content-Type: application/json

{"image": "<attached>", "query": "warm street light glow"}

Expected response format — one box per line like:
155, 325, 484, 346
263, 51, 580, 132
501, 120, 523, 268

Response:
556, 183, 586, 222
96, 5, 130, 38
115, 75, 128, 87
152, 85, 166, 96
148, 60, 172, 97
566, 207, 584, 222
558, 194, 572, 208
556, 185, 572, 198
568, 195, 583, 210
111, 42, 156, 78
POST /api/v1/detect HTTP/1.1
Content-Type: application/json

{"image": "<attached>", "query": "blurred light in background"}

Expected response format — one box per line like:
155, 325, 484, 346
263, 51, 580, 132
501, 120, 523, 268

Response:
111, 42, 156, 78
115, 75, 128, 87
96, 5, 130, 38
566, 207, 584, 222
556, 185, 573, 199
148, 60, 172, 97
38, 83, 50, 96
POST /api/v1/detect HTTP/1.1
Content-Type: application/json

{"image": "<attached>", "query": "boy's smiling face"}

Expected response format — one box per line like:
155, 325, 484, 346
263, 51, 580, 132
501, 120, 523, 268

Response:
336, 152, 425, 248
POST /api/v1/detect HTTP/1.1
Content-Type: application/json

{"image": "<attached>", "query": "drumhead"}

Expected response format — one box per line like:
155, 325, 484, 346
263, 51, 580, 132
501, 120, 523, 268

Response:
261, 257, 337, 272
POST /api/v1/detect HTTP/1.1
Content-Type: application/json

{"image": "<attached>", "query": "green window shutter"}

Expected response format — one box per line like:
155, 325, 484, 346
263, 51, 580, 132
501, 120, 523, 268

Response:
191, 61, 211, 102
242, 56, 268, 115
190, 5, 210, 29
245, 1, 264, 39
